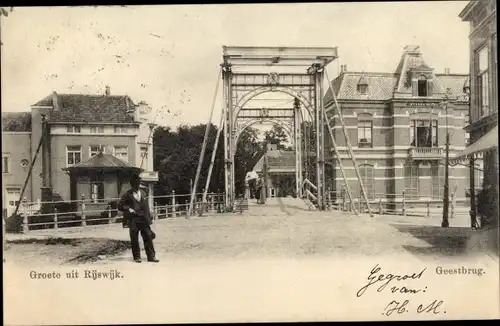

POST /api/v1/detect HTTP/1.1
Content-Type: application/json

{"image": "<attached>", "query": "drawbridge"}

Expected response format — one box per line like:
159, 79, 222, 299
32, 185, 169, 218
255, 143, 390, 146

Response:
187, 46, 373, 217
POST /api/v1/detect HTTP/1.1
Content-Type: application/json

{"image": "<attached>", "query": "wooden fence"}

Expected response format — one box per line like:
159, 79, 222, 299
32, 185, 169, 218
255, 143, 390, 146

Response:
13, 192, 227, 232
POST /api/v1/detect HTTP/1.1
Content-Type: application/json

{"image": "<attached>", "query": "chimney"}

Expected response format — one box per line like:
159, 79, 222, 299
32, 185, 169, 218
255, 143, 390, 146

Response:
444, 68, 450, 74
340, 64, 347, 73
105, 85, 110, 96
403, 45, 420, 54
52, 91, 59, 111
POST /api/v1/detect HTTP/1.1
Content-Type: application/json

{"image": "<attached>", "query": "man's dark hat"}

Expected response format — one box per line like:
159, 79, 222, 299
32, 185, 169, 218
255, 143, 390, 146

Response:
130, 173, 141, 182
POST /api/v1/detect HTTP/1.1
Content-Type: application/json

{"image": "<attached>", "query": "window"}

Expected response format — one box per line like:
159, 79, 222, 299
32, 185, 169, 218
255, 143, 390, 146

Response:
431, 163, 444, 199
417, 75, 427, 97
476, 46, 489, 116
404, 163, 419, 200
139, 147, 148, 169
114, 126, 128, 134
357, 114, 373, 148
90, 182, 105, 203
114, 146, 128, 162
89, 145, 105, 157
410, 119, 437, 147
66, 145, 82, 166
66, 125, 81, 133
2, 155, 10, 173
359, 164, 374, 200
474, 160, 484, 189
89, 125, 105, 134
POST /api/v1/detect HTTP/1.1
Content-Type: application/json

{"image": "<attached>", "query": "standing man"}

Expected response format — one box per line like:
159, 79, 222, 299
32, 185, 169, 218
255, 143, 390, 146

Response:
118, 173, 159, 263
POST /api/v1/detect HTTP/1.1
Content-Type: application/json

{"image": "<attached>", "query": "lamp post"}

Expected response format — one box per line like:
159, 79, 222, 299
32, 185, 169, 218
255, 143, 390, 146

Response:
441, 91, 451, 228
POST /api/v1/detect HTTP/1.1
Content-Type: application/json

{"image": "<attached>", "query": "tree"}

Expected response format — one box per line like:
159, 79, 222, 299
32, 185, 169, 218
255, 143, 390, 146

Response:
234, 127, 264, 195
263, 124, 289, 150
153, 123, 224, 201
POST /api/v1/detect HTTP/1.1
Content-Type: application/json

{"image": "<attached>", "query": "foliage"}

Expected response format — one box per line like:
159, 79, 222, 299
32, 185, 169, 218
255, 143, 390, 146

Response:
234, 127, 265, 195
6, 214, 23, 233
2, 113, 32, 132
153, 123, 225, 198
263, 124, 289, 150
153, 123, 268, 198
476, 183, 498, 228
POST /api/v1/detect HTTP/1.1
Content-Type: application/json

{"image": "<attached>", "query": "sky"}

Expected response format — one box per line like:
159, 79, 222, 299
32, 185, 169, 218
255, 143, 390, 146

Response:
1, 2, 470, 128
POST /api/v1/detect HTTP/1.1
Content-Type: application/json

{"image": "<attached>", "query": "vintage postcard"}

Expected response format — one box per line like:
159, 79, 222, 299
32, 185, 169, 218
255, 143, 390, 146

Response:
2, 2, 499, 324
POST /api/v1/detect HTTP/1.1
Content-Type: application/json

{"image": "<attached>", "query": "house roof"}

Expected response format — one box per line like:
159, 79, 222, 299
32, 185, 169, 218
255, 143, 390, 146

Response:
324, 45, 469, 103
33, 92, 138, 124
253, 151, 297, 173
63, 152, 142, 171
325, 72, 398, 102
1, 112, 32, 132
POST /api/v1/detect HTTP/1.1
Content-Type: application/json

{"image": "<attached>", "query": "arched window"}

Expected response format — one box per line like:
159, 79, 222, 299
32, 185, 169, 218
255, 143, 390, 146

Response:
359, 164, 374, 200
417, 75, 428, 97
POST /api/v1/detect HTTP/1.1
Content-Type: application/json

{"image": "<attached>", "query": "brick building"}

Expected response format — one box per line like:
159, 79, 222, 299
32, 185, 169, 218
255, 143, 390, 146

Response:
324, 45, 470, 208
1, 87, 158, 215
456, 0, 498, 252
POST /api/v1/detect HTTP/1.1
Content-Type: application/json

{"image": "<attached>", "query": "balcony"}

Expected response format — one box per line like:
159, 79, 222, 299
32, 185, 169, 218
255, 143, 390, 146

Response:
139, 171, 159, 182
408, 147, 444, 160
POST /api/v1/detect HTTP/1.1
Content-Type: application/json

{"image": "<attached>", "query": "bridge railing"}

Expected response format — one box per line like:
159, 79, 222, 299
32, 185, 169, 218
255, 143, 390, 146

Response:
8, 192, 226, 233
324, 189, 469, 219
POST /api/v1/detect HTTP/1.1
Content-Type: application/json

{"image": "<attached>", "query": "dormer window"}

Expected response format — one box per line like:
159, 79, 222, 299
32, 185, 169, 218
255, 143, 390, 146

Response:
417, 75, 427, 96
357, 75, 368, 94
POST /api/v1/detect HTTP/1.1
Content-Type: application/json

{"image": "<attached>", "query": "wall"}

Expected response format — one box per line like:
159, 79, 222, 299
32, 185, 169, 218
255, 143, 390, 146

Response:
2, 132, 33, 203
468, 0, 497, 124
49, 131, 138, 201
329, 96, 470, 203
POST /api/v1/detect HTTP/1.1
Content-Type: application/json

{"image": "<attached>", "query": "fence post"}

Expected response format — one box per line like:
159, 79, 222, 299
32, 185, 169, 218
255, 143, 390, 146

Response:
223, 192, 227, 212
171, 191, 176, 218
154, 202, 158, 220
342, 186, 346, 211
327, 187, 332, 211
216, 190, 221, 213
81, 194, 87, 227
450, 191, 455, 219
378, 198, 382, 215
53, 208, 59, 230
427, 200, 430, 218
401, 191, 406, 216
21, 197, 29, 233
108, 205, 112, 224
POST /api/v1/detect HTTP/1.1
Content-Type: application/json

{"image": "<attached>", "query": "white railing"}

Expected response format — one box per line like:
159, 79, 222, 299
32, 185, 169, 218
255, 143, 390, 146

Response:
409, 147, 444, 159
324, 189, 468, 218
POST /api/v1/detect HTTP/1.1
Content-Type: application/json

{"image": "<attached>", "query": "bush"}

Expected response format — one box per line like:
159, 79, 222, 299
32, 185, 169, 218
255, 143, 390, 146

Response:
6, 214, 23, 233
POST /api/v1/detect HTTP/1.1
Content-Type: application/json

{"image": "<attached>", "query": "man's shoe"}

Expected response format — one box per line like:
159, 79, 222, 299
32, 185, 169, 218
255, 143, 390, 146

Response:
147, 258, 160, 263
134, 258, 142, 263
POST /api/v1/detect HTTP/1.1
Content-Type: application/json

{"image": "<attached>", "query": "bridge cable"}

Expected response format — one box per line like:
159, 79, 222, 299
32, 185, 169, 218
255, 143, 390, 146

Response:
187, 67, 222, 217
324, 69, 373, 217
201, 102, 226, 208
